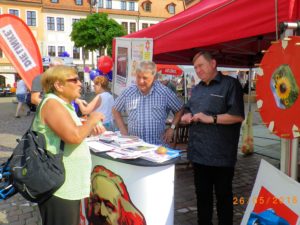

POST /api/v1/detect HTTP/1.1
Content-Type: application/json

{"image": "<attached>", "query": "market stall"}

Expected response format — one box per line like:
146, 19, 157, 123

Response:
80, 135, 180, 225
119, 0, 300, 177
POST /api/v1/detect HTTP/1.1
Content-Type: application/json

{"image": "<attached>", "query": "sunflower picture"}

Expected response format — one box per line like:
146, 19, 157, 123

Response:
270, 64, 299, 109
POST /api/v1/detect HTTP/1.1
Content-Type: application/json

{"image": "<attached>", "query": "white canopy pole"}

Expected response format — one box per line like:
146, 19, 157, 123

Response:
279, 22, 299, 179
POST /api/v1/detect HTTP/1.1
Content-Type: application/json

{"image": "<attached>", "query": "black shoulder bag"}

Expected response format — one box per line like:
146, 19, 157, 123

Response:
8, 99, 65, 204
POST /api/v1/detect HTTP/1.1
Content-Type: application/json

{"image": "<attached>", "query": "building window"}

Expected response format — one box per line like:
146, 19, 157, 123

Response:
47, 17, 55, 30
72, 18, 80, 24
0, 49, 3, 58
0, 8, 2, 14
128, 2, 135, 11
48, 46, 56, 57
51, 0, 59, 3
150, 23, 155, 26
121, 22, 128, 34
75, 0, 83, 5
98, 0, 103, 8
73, 47, 80, 59
120, 1, 126, 10
106, 0, 112, 9
26, 11, 36, 26
82, 48, 89, 60
56, 17, 64, 31
129, 23, 136, 34
142, 23, 148, 29
167, 4, 175, 14
9, 9, 19, 17
143, 2, 151, 12
58, 46, 65, 57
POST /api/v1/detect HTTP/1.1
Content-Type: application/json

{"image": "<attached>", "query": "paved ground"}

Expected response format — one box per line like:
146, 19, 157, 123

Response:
0, 96, 283, 225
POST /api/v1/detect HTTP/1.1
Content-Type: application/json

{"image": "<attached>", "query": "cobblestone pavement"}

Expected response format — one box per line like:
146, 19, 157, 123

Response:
0, 97, 280, 225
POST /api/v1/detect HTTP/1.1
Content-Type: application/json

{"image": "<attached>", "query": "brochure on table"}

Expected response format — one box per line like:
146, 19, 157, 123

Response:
86, 131, 181, 163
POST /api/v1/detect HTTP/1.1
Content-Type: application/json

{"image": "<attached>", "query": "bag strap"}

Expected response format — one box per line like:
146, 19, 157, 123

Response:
29, 97, 65, 152
60, 140, 65, 152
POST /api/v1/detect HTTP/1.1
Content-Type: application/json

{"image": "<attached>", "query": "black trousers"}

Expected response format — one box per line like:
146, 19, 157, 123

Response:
193, 163, 234, 225
38, 195, 80, 225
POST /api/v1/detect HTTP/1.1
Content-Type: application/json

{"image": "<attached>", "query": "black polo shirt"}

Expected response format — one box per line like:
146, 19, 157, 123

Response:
184, 72, 244, 167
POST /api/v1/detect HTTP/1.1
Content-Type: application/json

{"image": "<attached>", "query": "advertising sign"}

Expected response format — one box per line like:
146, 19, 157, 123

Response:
113, 38, 153, 96
42, 56, 74, 66
241, 160, 300, 225
0, 14, 43, 89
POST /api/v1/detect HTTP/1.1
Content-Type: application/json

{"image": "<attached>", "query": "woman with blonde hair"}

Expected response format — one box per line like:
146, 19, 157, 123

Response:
32, 65, 105, 225
76, 76, 115, 130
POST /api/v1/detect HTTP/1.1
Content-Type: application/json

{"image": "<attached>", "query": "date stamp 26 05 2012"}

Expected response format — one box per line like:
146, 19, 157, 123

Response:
233, 196, 298, 205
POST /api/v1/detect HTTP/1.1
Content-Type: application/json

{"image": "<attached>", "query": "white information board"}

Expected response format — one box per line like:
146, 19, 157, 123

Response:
241, 159, 300, 225
113, 38, 153, 96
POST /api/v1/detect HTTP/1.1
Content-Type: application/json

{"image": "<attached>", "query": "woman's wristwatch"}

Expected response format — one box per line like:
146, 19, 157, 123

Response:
170, 124, 176, 130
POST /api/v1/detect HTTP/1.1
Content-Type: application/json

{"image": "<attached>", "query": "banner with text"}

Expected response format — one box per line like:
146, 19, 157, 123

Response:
0, 14, 43, 89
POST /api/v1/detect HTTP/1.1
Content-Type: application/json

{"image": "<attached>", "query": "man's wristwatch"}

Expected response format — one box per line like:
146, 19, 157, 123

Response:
212, 115, 218, 124
170, 124, 176, 130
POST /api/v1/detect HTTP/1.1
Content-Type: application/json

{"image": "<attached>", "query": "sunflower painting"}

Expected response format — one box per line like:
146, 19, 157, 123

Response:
270, 64, 299, 109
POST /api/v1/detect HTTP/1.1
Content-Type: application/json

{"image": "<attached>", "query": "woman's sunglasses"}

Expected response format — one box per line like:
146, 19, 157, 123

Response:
65, 77, 80, 84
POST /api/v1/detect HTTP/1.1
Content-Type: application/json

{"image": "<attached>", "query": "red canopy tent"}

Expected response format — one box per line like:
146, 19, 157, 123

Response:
124, 0, 299, 67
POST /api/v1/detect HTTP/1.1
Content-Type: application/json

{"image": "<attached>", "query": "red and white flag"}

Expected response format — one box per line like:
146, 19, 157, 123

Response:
0, 14, 43, 89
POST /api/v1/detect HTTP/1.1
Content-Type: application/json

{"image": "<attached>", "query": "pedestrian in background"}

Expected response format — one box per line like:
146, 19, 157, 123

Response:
31, 57, 64, 105
76, 76, 115, 130
161, 77, 177, 93
181, 51, 244, 225
15, 76, 30, 118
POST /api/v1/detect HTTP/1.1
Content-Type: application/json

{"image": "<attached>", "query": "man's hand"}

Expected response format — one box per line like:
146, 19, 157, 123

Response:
119, 127, 128, 136
181, 113, 193, 124
163, 128, 174, 144
192, 112, 213, 124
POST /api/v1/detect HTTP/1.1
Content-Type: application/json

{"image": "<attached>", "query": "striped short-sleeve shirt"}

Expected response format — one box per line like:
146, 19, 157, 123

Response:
114, 81, 183, 145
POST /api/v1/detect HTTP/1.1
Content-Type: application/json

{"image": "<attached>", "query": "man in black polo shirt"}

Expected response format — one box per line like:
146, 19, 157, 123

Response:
181, 51, 244, 225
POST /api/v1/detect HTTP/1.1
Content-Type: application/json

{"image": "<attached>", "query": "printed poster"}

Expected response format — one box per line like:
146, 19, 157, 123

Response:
241, 160, 300, 225
80, 165, 146, 225
113, 38, 153, 96
113, 38, 131, 96
129, 39, 153, 85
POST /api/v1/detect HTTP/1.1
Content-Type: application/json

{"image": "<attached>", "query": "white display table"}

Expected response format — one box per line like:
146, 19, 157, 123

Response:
81, 151, 179, 225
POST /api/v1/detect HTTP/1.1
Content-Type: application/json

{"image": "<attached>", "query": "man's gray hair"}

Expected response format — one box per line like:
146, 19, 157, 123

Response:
136, 61, 157, 76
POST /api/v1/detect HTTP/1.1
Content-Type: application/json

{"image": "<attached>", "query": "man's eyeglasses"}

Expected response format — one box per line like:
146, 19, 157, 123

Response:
65, 77, 80, 84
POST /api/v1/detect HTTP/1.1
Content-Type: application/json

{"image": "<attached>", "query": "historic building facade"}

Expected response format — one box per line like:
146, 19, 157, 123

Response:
0, 0, 187, 86
0, 0, 43, 85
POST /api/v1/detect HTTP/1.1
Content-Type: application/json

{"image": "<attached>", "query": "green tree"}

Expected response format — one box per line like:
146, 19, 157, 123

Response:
70, 13, 126, 57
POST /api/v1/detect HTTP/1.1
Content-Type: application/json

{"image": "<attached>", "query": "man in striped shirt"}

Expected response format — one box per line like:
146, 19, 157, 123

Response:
112, 61, 183, 145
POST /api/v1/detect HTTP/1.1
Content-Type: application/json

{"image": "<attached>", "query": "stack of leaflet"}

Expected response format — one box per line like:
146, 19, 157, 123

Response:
87, 132, 181, 162
141, 148, 181, 163
113, 136, 145, 148
87, 141, 115, 153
